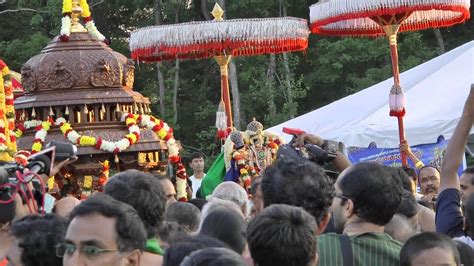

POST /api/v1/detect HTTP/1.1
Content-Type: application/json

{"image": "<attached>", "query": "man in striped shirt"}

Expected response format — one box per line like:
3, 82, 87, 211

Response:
318, 162, 403, 266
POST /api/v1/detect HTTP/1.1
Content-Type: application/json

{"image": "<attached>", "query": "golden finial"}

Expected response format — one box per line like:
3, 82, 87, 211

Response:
71, 0, 86, 33
211, 3, 224, 21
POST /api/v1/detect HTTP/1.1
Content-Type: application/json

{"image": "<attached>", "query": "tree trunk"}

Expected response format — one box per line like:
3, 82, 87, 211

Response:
200, 0, 211, 21
173, 60, 180, 124
154, 0, 167, 117
172, 1, 181, 124
217, 0, 226, 17
157, 63, 166, 116
266, 54, 277, 119
228, 59, 241, 129
433, 29, 445, 55
281, 1, 295, 118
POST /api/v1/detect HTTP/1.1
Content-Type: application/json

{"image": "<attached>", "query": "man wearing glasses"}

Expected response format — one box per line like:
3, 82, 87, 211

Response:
58, 194, 147, 266
318, 162, 404, 266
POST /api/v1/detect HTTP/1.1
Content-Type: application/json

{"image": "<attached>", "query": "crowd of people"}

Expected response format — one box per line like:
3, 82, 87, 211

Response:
2, 86, 474, 265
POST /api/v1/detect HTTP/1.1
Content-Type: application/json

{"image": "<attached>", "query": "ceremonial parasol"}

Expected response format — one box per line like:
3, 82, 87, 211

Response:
9, 71, 24, 98
309, 0, 470, 165
130, 4, 309, 135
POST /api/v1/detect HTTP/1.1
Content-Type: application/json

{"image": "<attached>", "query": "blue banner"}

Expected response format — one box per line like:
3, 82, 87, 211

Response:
347, 136, 464, 175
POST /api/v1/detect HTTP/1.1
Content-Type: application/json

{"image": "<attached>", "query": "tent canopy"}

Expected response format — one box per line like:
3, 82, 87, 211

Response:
269, 40, 474, 148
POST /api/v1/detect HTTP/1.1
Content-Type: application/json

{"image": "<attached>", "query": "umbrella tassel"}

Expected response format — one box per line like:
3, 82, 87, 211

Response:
389, 84, 406, 118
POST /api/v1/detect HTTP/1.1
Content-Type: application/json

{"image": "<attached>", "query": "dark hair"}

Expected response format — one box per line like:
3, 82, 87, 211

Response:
69, 194, 147, 252
163, 235, 227, 266
455, 240, 474, 266
392, 167, 415, 194
464, 194, 474, 236
262, 160, 334, 223
400, 232, 460, 266
188, 198, 207, 211
246, 204, 317, 266
417, 165, 440, 184
10, 214, 68, 266
180, 247, 247, 266
199, 207, 247, 254
401, 166, 417, 183
158, 221, 189, 246
339, 162, 403, 226
461, 166, 474, 185
165, 202, 201, 232
154, 173, 177, 188
104, 169, 166, 238
397, 190, 419, 218
189, 152, 204, 162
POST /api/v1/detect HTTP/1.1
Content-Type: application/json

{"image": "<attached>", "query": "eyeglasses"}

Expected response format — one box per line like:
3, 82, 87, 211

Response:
56, 243, 118, 258
334, 193, 351, 201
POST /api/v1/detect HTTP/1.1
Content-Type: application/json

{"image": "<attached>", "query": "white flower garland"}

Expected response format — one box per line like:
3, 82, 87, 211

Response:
60, 16, 72, 37
85, 20, 106, 42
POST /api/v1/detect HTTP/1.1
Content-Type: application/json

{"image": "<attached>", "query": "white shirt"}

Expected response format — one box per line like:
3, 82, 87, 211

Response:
189, 174, 205, 198
453, 236, 474, 249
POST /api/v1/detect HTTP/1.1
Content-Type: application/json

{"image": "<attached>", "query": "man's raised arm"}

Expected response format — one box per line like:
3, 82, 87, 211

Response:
440, 85, 474, 193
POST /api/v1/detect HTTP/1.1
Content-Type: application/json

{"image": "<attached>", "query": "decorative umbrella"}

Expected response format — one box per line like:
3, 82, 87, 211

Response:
309, 0, 470, 165
130, 4, 309, 134
9, 71, 24, 98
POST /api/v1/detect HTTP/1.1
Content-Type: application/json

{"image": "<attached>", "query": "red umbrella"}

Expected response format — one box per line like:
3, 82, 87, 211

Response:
9, 71, 24, 99
309, 0, 470, 165
130, 4, 309, 132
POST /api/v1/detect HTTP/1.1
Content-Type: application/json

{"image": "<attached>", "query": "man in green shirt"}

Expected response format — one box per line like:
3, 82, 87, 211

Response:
318, 162, 403, 266
105, 170, 167, 265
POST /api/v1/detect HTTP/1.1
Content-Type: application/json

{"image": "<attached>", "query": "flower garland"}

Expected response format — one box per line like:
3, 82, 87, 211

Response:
130, 113, 187, 201
55, 117, 140, 154
32, 119, 53, 154
96, 160, 110, 192
232, 149, 257, 193
60, 0, 107, 43
16, 113, 188, 201
0, 60, 16, 161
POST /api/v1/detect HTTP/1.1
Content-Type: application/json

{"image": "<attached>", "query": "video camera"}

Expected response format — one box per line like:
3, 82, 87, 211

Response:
0, 141, 77, 215
277, 127, 345, 166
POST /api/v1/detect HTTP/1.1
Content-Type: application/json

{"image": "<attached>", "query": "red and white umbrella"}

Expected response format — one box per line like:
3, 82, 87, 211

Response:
130, 4, 309, 130
310, 0, 470, 165
9, 71, 24, 98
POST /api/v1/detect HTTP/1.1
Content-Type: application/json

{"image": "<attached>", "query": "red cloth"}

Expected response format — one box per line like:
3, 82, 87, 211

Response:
0, 258, 8, 266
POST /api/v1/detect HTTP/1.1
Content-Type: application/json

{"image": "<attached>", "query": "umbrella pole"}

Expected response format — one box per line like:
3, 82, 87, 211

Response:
383, 25, 408, 166
215, 55, 233, 129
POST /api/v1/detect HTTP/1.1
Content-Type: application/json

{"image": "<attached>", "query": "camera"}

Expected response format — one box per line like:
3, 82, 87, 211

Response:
0, 141, 77, 214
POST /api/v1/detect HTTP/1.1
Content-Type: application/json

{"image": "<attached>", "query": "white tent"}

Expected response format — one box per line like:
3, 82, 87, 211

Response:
268, 40, 474, 148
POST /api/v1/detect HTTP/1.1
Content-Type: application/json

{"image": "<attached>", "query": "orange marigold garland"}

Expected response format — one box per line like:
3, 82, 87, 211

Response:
95, 160, 110, 192
0, 60, 17, 161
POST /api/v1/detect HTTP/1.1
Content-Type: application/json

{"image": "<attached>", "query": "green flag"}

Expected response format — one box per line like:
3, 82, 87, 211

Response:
200, 152, 226, 198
